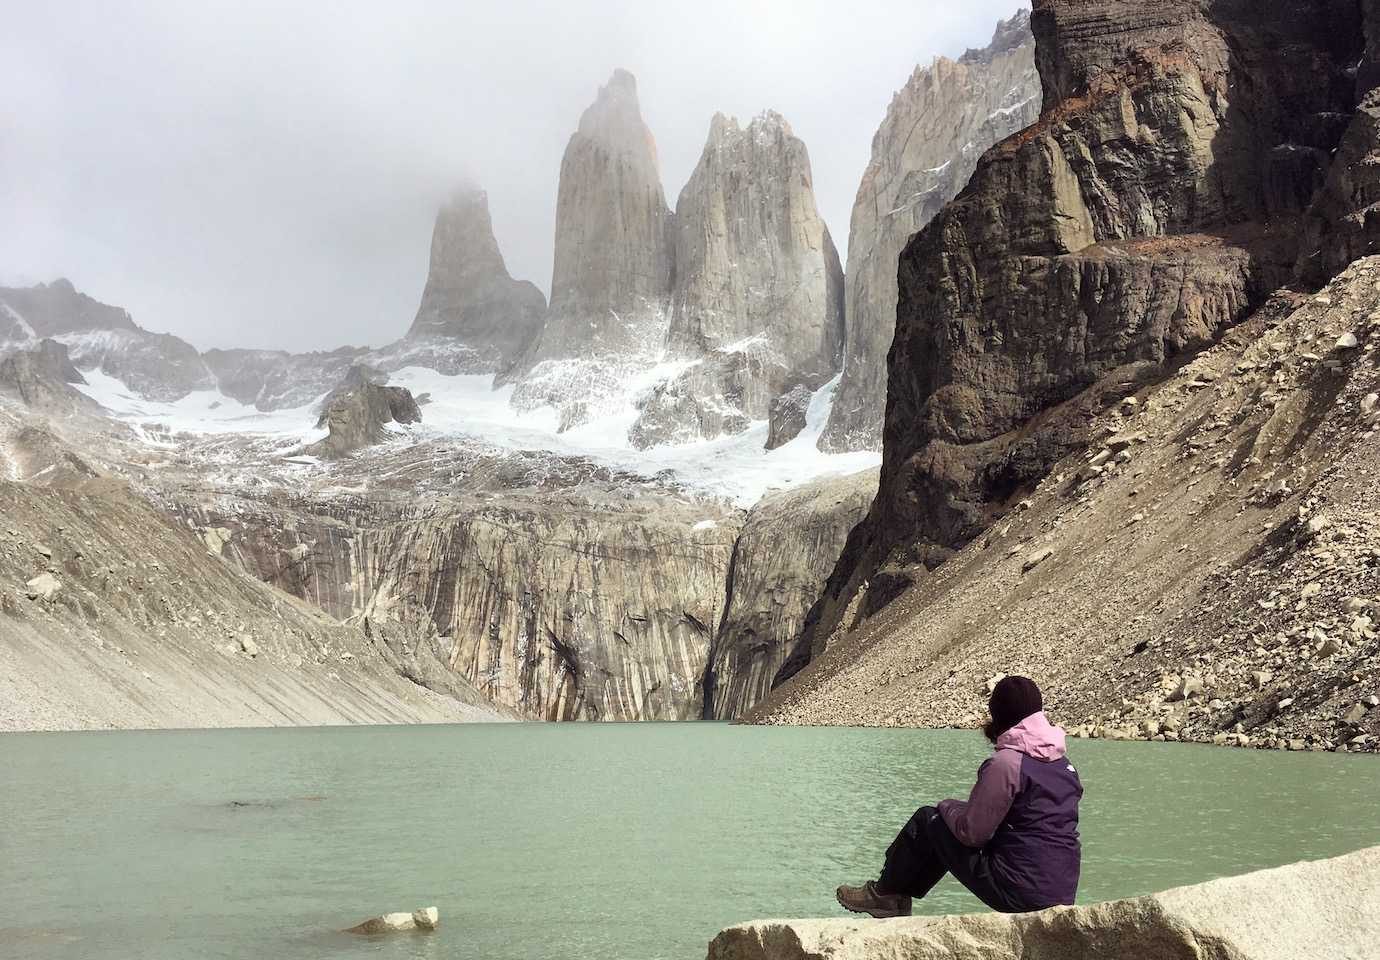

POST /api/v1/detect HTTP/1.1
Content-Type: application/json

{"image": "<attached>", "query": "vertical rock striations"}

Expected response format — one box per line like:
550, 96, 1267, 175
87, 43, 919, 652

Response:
703, 470, 877, 720
405, 187, 547, 374
820, 12, 1041, 453
630, 112, 845, 449
513, 70, 675, 427
782, 0, 1367, 685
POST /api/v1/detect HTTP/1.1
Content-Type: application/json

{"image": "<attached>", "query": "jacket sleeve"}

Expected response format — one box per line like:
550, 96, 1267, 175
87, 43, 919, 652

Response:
936, 750, 1021, 848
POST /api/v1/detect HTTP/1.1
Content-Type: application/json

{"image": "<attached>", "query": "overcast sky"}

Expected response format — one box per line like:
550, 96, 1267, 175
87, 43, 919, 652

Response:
1, 0, 1026, 353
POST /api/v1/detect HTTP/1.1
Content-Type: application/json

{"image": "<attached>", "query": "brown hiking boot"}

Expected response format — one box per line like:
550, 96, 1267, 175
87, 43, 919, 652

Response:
835, 880, 912, 918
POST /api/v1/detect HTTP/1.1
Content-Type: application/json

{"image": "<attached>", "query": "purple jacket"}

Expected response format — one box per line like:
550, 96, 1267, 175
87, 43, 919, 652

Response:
937, 712, 1083, 908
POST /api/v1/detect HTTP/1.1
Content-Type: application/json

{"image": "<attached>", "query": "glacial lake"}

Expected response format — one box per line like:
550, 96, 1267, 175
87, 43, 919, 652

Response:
4, 724, 1380, 960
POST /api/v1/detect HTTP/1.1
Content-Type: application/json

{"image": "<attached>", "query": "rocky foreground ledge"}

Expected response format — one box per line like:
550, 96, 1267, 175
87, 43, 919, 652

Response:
708, 846, 1379, 960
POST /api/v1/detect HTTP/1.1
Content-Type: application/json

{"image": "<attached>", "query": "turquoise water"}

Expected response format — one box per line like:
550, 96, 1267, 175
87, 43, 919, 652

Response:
3, 724, 1379, 960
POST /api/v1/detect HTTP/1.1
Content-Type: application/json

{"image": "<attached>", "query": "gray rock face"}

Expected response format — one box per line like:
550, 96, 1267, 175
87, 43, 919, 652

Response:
513, 68, 673, 424
406, 187, 547, 375
819, 13, 1040, 453
631, 112, 844, 449
513, 70, 675, 418
344, 489, 740, 721
704, 470, 876, 720
0, 340, 98, 416
766, 385, 813, 451
709, 846, 1380, 960
307, 366, 422, 459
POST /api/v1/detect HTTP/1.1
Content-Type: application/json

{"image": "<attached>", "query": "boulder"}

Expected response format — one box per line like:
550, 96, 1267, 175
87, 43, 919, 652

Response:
345, 906, 439, 935
707, 846, 1380, 960
1021, 549, 1053, 574
1167, 676, 1206, 703
24, 572, 61, 601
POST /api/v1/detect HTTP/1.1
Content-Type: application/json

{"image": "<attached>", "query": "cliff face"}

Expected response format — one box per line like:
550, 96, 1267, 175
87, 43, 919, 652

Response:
753, 256, 1380, 755
1298, 0, 1380, 283
630, 112, 844, 449
820, 12, 1042, 453
513, 70, 675, 425
405, 187, 547, 374
191, 487, 740, 721
782, 0, 1367, 685
173, 463, 879, 722
704, 470, 876, 720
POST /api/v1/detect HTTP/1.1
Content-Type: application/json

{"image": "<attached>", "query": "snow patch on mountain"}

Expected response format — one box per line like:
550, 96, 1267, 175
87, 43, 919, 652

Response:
74, 365, 878, 505
73, 369, 327, 443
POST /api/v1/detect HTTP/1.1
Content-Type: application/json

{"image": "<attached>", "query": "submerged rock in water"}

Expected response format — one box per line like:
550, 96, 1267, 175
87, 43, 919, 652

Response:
707, 845, 1380, 960
346, 906, 439, 934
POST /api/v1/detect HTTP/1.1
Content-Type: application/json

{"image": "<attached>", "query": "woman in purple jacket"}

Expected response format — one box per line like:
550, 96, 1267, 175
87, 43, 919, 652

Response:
837, 676, 1083, 917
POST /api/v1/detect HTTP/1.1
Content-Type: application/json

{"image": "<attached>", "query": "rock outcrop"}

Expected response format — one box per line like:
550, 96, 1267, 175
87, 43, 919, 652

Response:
307, 366, 421, 459
0, 340, 98, 416
405, 187, 547, 374
708, 846, 1380, 960
630, 112, 844, 449
166, 451, 881, 722
513, 69, 675, 424
820, 12, 1041, 453
704, 470, 876, 720
784, 0, 1368, 686
0, 279, 214, 401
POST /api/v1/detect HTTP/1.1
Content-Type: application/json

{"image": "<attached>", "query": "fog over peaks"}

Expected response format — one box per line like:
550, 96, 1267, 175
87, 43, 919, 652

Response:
0, 0, 1026, 352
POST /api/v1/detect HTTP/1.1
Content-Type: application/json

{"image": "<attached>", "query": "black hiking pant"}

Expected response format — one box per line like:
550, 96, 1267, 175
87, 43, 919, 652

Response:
878, 806, 1025, 914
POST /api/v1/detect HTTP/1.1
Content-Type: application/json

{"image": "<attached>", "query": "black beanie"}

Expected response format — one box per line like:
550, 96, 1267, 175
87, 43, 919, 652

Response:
988, 675, 1043, 737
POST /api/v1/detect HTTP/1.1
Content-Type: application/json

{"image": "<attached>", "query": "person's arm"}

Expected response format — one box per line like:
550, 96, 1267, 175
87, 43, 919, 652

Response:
936, 750, 1021, 847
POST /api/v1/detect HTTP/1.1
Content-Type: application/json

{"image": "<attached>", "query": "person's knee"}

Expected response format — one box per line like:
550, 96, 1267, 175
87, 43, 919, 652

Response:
901, 805, 939, 840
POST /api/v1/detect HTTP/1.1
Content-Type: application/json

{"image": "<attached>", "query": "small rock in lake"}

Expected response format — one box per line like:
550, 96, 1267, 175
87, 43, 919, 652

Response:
346, 906, 439, 935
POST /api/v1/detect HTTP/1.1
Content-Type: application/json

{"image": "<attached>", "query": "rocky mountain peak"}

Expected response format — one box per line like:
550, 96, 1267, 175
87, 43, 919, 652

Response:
819, 13, 1040, 453
576, 68, 657, 162
960, 8, 1032, 65
628, 107, 843, 449
406, 185, 546, 372
511, 69, 676, 424
541, 67, 674, 347
790, 0, 1371, 685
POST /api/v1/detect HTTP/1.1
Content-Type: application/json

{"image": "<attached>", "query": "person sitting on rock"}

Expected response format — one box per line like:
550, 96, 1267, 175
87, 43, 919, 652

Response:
837, 675, 1083, 916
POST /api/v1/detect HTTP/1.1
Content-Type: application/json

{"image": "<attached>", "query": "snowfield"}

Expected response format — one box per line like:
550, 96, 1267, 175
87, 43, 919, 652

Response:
74, 366, 880, 506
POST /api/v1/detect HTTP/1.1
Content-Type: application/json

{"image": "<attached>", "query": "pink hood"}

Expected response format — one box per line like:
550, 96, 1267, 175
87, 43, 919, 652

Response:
996, 711, 1067, 761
